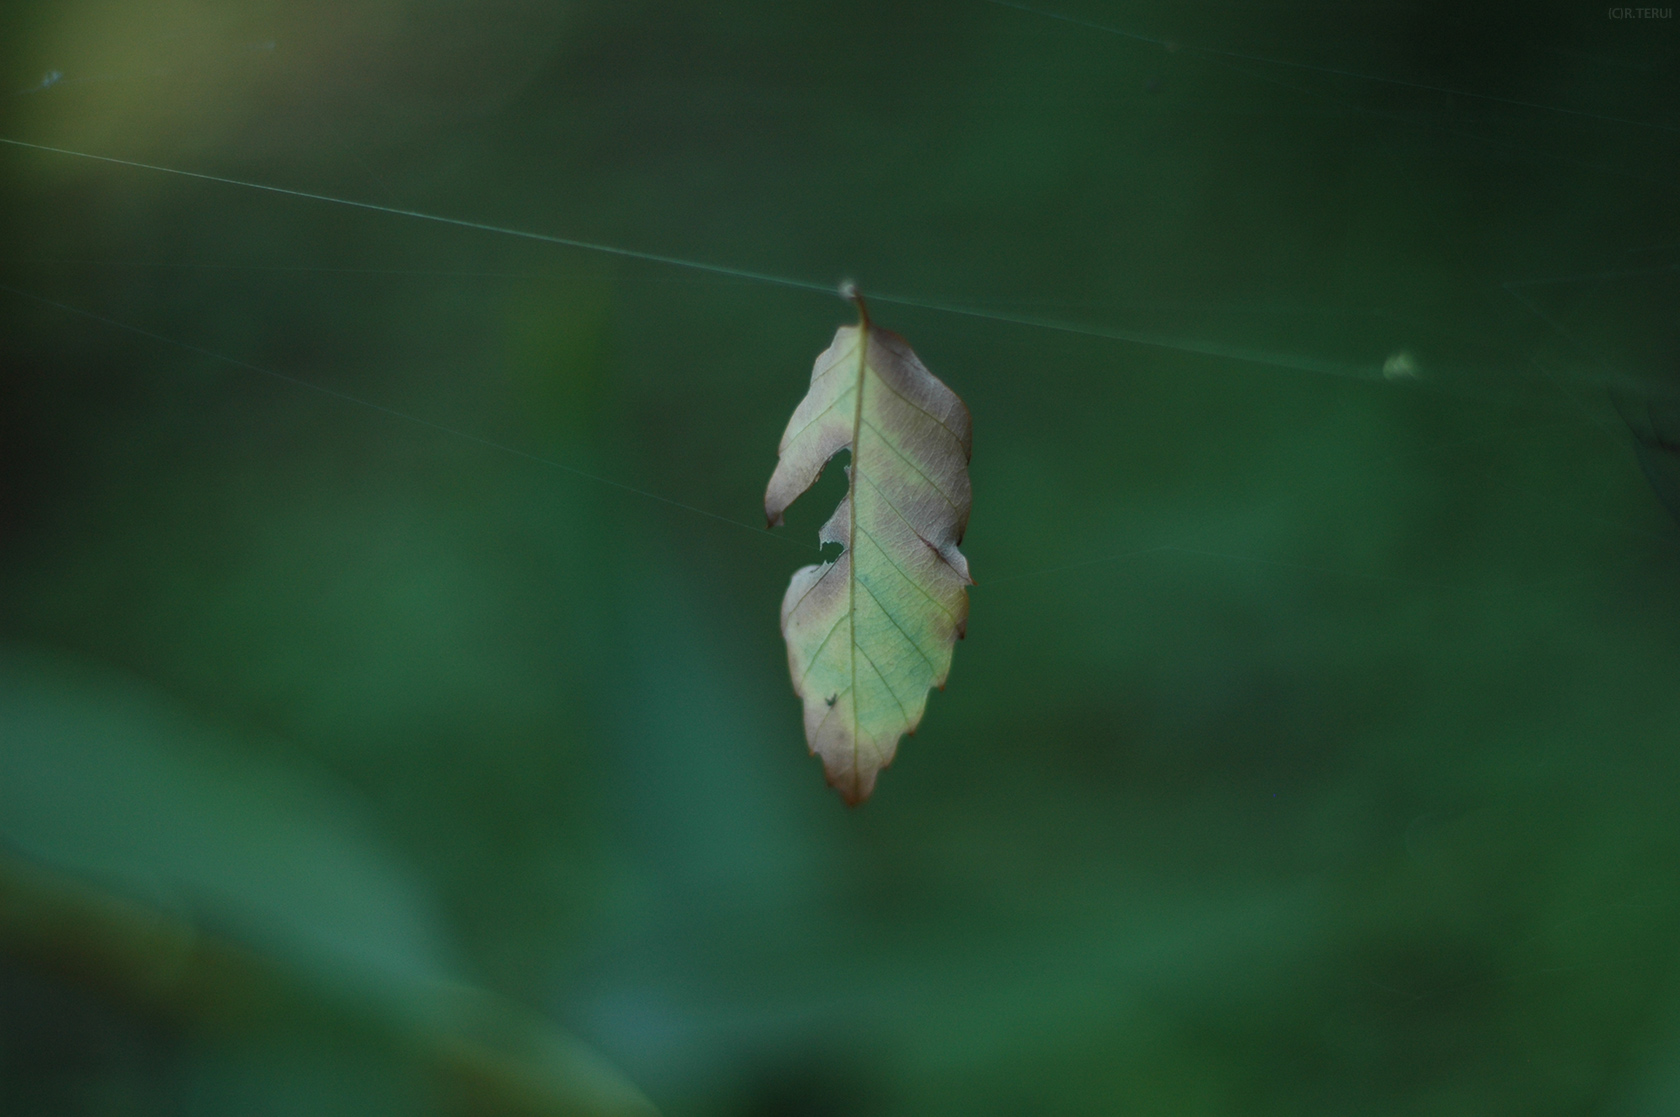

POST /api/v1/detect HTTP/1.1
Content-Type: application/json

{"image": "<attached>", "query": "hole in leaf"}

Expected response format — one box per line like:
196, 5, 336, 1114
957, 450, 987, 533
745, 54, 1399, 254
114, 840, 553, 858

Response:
778, 448, 852, 563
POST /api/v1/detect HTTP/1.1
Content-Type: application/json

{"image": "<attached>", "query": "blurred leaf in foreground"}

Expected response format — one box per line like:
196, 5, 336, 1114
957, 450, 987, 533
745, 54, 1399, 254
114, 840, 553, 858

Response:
0, 644, 657, 1117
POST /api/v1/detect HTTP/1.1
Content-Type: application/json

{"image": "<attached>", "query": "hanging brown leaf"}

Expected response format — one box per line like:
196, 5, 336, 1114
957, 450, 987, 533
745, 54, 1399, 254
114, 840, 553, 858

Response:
766, 288, 973, 804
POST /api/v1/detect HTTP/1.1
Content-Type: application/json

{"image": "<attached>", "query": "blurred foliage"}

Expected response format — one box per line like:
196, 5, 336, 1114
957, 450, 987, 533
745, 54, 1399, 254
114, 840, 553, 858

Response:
0, 646, 657, 1116
2, 1, 1680, 1115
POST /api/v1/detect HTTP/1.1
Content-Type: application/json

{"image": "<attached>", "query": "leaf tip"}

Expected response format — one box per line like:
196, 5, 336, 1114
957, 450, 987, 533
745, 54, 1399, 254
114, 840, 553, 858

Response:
829, 772, 872, 807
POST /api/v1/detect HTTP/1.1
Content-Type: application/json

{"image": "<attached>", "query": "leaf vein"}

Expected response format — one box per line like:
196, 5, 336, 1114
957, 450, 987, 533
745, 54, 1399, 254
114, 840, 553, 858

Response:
860, 419, 961, 511
781, 385, 855, 450
811, 335, 860, 383
856, 574, 938, 677
797, 611, 849, 689
812, 685, 852, 738
785, 558, 840, 619
853, 638, 912, 730
855, 520, 956, 623
869, 366, 966, 449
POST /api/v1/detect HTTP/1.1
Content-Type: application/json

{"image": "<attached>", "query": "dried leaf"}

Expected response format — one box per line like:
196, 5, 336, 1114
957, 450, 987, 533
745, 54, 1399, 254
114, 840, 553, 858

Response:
766, 289, 973, 804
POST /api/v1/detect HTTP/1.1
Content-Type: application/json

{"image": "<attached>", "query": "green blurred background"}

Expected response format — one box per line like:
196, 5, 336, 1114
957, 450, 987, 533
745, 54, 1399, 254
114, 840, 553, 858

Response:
2, 1, 1679, 1113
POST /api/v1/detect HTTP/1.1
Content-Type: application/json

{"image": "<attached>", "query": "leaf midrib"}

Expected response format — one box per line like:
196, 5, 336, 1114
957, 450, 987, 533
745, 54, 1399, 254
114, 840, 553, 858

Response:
848, 314, 868, 757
